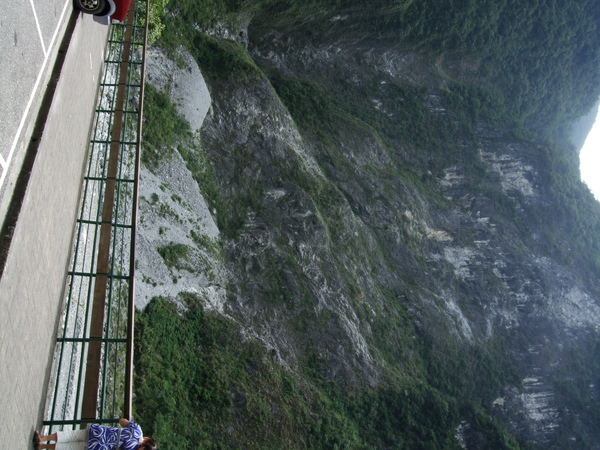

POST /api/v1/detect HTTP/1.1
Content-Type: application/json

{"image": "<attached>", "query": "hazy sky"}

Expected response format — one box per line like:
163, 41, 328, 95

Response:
580, 105, 600, 201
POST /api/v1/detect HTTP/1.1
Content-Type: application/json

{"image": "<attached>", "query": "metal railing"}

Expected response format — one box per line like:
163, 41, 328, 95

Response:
43, 0, 148, 431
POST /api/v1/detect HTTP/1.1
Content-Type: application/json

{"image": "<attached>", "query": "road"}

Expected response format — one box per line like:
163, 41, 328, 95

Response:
0, 4, 110, 448
0, 0, 71, 222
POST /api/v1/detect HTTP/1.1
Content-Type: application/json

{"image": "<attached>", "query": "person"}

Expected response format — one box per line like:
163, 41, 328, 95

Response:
34, 418, 157, 450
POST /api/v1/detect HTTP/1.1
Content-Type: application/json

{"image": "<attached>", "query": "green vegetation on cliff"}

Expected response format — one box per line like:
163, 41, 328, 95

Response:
137, 0, 600, 447
135, 295, 520, 449
138, 84, 523, 448
252, 0, 600, 134
154, 0, 600, 136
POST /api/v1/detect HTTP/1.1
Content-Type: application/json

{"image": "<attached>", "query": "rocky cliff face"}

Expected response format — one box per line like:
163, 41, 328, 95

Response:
136, 9, 600, 448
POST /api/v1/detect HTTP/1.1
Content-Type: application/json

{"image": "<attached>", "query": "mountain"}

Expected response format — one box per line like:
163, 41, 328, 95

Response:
133, 1, 600, 448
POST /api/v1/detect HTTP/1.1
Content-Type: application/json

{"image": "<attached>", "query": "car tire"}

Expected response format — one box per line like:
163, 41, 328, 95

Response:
94, 1, 111, 16
73, 0, 106, 14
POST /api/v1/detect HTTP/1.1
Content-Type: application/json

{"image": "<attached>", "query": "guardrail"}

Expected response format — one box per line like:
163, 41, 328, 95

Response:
43, 0, 148, 431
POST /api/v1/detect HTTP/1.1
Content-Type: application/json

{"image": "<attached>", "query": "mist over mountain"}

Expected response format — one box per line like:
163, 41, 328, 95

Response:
134, 1, 600, 448
571, 98, 599, 151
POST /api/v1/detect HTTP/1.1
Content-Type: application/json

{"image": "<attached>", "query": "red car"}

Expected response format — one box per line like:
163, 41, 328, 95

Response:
73, 0, 132, 23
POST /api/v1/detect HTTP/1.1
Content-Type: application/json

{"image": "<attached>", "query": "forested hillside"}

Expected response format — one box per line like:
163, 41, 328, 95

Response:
134, 0, 600, 448
156, 0, 600, 133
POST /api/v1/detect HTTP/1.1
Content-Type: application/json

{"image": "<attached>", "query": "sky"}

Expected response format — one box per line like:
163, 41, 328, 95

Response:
580, 105, 600, 201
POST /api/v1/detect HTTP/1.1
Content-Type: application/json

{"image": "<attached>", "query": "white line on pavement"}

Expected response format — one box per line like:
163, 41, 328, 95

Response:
0, 0, 71, 192
30, 0, 48, 57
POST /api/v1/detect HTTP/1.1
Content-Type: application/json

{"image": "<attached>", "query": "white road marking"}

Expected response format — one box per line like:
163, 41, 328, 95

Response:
0, 155, 7, 169
91, 53, 95, 82
30, 0, 48, 56
0, 0, 71, 192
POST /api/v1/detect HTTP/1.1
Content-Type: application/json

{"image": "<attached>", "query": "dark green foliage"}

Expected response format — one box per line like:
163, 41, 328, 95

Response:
156, 0, 259, 79
441, 83, 507, 129
142, 84, 191, 169
157, 0, 250, 50
189, 34, 260, 80
420, 333, 519, 406
253, 0, 600, 136
135, 296, 520, 449
158, 0, 600, 132
461, 405, 521, 450
135, 297, 230, 448
157, 243, 189, 269
269, 72, 336, 136
190, 230, 221, 256
533, 142, 600, 288
178, 145, 221, 216
399, 0, 600, 131
135, 295, 365, 449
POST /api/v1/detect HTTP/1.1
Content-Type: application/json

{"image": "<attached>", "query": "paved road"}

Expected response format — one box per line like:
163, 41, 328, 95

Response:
0, 0, 72, 226
0, 6, 110, 449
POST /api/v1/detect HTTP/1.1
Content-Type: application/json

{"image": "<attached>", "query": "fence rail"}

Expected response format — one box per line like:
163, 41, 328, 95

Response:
43, 0, 148, 431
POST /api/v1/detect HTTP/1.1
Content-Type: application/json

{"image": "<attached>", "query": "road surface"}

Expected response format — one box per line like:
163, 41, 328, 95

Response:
0, 4, 110, 448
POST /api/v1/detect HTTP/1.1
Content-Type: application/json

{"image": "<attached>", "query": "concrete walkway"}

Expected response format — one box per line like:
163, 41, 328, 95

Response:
0, 12, 110, 450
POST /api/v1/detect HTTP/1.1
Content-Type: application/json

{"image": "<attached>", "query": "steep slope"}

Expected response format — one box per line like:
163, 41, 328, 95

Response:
134, 1, 600, 448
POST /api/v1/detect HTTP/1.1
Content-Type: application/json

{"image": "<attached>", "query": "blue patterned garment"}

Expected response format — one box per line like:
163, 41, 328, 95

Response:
87, 421, 143, 450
